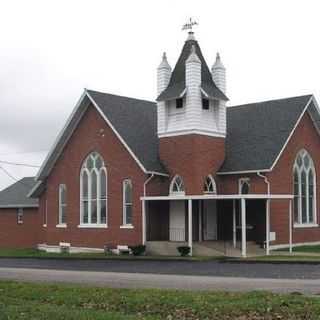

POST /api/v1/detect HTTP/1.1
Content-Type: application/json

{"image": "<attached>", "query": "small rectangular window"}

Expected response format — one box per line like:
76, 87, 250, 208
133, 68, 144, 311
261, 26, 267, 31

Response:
202, 98, 209, 110
176, 98, 183, 109
17, 208, 23, 224
59, 184, 67, 225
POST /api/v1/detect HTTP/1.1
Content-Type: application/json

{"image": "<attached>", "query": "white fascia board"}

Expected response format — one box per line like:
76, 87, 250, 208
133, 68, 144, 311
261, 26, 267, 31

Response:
159, 129, 226, 138
269, 96, 314, 171
217, 169, 270, 175
86, 92, 148, 174
35, 90, 89, 181
27, 180, 42, 198
141, 194, 294, 201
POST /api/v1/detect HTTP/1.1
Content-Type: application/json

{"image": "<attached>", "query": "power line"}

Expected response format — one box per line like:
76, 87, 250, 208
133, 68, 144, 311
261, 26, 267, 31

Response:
0, 166, 33, 188
0, 149, 48, 156
0, 160, 41, 168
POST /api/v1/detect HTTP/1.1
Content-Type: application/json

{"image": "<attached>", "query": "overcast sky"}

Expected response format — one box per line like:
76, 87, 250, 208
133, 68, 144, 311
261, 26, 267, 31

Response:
0, 0, 320, 190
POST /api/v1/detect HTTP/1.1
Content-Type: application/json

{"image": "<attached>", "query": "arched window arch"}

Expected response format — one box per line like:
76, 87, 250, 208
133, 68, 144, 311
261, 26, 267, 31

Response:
239, 178, 250, 195
204, 175, 217, 194
293, 149, 317, 225
170, 175, 185, 195
80, 152, 107, 226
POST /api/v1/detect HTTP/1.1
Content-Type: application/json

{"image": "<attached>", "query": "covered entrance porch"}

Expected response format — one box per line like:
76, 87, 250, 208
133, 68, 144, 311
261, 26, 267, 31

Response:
141, 194, 294, 257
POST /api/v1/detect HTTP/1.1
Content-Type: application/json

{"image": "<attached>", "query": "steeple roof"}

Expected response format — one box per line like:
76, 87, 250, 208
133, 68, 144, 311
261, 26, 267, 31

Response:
157, 35, 228, 102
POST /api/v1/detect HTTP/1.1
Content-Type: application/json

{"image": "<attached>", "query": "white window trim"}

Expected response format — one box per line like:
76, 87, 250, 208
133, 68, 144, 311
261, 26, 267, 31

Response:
238, 178, 250, 194
58, 184, 67, 225
293, 149, 317, 226
80, 152, 108, 226
17, 208, 23, 224
122, 179, 133, 227
56, 223, 67, 228
204, 174, 217, 194
169, 175, 185, 196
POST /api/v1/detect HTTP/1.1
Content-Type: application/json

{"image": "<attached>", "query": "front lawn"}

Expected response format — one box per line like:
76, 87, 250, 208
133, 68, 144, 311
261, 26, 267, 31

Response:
0, 248, 219, 261
0, 281, 320, 319
275, 245, 320, 253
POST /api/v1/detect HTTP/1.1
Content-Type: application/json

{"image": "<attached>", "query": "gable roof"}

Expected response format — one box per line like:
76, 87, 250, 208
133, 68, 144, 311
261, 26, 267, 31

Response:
0, 177, 38, 208
218, 95, 314, 174
157, 38, 228, 102
34, 90, 167, 191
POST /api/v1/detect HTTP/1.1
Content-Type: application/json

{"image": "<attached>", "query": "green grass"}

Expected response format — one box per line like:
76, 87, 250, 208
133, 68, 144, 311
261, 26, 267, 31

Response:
247, 255, 320, 262
275, 245, 320, 253
0, 281, 320, 319
0, 248, 220, 261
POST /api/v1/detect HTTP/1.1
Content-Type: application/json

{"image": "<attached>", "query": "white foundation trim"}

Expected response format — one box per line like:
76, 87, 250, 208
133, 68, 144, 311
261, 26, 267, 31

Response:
37, 243, 104, 253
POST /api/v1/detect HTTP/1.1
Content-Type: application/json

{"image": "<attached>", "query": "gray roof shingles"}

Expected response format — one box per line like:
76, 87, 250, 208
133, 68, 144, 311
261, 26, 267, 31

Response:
156, 39, 228, 102
88, 90, 167, 174
219, 95, 312, 173
0, 177, 38, 208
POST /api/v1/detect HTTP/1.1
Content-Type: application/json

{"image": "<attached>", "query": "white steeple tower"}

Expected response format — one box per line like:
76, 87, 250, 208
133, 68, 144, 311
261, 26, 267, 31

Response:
211, 53, 226, 94
157, 52, 172, 95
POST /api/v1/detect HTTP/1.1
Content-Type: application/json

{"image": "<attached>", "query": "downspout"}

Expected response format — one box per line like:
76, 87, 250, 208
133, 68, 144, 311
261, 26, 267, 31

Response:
257, 171, 270, 255
142, 173, 155, 245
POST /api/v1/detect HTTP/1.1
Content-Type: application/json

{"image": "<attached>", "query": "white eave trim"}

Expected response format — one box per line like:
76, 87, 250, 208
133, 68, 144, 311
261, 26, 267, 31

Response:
141, 194, 294, 201
218, 95, 317, 176
217, 168, 270, 175
269, 95, 314, 171
27, 180, 43, 198
33, 89, 167, 188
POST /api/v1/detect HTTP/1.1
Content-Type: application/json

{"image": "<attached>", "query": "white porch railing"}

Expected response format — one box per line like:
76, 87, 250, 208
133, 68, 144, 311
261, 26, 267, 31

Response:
169, 227, 185, 241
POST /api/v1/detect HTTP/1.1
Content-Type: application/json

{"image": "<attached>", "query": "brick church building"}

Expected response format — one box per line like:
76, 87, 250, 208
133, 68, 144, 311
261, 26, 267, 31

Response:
1, 31, 320, 257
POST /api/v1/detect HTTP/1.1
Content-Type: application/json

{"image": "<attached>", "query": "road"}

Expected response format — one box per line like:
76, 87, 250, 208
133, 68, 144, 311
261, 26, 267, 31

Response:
0, 267, 319, 294
0, 258, 320, 294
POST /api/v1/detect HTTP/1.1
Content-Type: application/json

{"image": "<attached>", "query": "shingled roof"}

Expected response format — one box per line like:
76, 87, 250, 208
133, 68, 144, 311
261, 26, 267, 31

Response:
219, 95, 314, 173
0, 177, 38, 208
157, 37, 228, 102
87, 90, 166, 174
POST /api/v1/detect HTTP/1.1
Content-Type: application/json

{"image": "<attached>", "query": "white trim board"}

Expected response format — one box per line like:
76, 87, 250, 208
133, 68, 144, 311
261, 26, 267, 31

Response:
31, 89, 168, 196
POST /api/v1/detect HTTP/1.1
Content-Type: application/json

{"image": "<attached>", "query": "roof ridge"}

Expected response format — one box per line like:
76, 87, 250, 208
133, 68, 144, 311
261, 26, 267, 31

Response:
228, 94, 313, 110
87, 89, 156, 105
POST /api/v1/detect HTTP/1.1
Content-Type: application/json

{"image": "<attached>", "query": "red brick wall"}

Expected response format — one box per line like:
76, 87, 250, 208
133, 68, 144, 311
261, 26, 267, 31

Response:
0, 208, 40, 248
159, 135, 225, 194
218, 110, 320, 246
40, 103, 149, 249
267, 111, 320, 245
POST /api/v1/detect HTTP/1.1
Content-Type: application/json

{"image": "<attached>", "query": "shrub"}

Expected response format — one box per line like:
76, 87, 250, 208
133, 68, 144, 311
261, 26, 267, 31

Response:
177, 246, 190, 257
129, 245, 146, 256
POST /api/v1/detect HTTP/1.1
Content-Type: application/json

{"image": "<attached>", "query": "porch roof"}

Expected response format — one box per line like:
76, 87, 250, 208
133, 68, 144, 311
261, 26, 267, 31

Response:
141, 194, 294, 201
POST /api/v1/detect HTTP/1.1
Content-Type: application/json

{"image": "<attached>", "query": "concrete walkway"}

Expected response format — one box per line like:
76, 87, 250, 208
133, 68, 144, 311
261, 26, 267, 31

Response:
0, 267, 320, 294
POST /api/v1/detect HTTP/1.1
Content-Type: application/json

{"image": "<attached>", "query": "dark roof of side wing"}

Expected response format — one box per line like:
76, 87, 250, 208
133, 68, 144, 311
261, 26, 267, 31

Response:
157, 38, 228, 102
0, 177, 38, 208
87, 90, 167, 174
219, 95, 313, 173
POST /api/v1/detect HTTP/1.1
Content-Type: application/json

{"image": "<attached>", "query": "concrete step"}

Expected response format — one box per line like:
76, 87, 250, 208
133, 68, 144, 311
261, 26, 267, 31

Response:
146, 241, 187, 256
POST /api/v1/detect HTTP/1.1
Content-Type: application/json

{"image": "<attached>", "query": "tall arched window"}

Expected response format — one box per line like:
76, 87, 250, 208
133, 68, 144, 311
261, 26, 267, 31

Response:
80, 152, 107, 226
58, 184, 67, 225
204, 175, 217, 194
122, 179, 133, 226
293, 150, 317, 225
170, 175, 185, 195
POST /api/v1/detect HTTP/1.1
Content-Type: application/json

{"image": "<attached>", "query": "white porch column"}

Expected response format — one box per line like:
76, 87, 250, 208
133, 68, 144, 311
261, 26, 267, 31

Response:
289, 199, 293, 254
266, 199, 270, 255
241, 198, 246, 257
232, 199, 236, 248
142, 200, 146, 245
188, 199, 193, 256
198, 200, 202, 242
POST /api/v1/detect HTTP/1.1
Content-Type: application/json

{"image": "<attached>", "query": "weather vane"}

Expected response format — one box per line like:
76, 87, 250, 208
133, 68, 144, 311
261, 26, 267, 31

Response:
182, 18, 198, 32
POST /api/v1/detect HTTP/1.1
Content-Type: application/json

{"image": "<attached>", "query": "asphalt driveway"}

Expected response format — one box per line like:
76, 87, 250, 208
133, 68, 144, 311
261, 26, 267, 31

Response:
0, 258, 320, 279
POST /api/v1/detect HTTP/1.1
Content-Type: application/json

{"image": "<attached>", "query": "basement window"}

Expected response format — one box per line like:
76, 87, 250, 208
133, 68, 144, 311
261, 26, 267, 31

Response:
202, 98, 210, 110
176, 98, 183, 109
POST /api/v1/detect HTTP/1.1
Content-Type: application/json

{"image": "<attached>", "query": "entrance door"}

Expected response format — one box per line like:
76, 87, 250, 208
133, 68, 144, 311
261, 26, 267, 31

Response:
169, 200, 185, 241
203, 200, 217, 240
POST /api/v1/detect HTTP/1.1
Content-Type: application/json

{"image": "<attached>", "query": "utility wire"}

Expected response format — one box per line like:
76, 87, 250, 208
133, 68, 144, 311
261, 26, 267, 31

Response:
0, 149, 48, 156
0, 160, 41, 168
0, 166, 34, 188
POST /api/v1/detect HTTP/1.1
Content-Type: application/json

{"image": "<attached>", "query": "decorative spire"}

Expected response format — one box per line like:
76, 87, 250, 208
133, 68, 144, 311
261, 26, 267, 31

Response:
182, 18, 198, 41
212, 52, 225, 69
158, 52, 171, 70
186, 45, 200, 63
